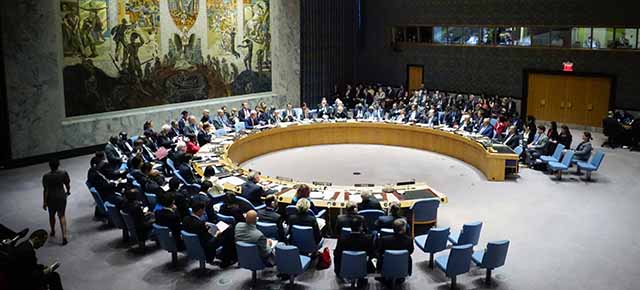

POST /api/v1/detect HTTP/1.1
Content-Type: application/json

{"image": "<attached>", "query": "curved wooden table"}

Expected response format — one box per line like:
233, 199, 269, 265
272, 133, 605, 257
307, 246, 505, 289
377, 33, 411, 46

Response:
226, 122, 518, 182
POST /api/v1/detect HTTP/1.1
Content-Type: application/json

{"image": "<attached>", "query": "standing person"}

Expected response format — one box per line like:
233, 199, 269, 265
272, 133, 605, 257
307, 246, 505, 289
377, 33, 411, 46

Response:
42, 159, 71, 245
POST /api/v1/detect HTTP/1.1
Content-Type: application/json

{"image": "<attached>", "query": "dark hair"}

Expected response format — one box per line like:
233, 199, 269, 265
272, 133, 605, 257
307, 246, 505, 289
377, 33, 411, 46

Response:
130, 156, 143, 169
583, 131, 593, 140
350, 217, 364, 232
296, 184, 311, 199
537, 125, 546, 132
191, 201, 206, 213
141, 162, 153, 173
181, 110, 189, 116
345, 203, 357, 215
182, 153, 193, 162
204, 166, 216, 177
168, 177, 181, 190
158, 193, 175, 207
264, 195, 276, 208
550, 121, 558, 131
143, 120, 153, 130
49, 159, 60, 171
201, 180, 213, 193
389, 203, 401, 218
125, 189, 139, 201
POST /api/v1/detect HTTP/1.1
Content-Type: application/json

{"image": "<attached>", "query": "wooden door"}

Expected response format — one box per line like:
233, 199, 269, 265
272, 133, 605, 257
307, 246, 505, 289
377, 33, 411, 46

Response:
584, 78, 611, 127
408, 66, 424, 92
565, 76, 588, 125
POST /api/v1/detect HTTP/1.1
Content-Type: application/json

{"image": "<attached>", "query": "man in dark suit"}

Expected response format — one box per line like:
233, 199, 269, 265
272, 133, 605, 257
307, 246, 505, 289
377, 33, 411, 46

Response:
197, 123, 213, 146
287, 199, 322, 244
10, 230, 64, 290
333, 218, 374, 278
477, 118, 495, 138
375, 202, 404, 231
105, 136, 126, 172
238, 102, 251, 121
335, 202, 365, 234
177, 154, 199, 185
154, 193, 185, 250
212, 109, 232, 130
177, 111, 189, 134
258, 195, 285, 240
503, 126, 521, 149
358, 191, 382, 211
181, 201, 220, 263
244, 110, 260, 129
376, 219, 414, 285
241, 171, 266, 207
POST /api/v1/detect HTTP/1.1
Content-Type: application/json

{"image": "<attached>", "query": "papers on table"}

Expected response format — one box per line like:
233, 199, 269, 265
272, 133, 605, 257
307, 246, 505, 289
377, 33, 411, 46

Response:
374, 194, 383, 200
348, 193, 362, 204
386, 193, 400, 203
310, 191, 324, 199
219, 176, 246, 186
317, 218, 326, 230
216, 221, 230, 233
323, 191, 336, 200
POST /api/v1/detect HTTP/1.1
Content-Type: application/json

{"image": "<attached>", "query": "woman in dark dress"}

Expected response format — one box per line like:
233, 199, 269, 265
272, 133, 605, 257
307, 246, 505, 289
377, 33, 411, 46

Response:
42, 159, 71, 245
557, 125, 573, 149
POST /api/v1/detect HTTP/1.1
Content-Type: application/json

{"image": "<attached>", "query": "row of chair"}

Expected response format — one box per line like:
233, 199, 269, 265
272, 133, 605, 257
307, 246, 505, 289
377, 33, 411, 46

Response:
538, 144, 606, 180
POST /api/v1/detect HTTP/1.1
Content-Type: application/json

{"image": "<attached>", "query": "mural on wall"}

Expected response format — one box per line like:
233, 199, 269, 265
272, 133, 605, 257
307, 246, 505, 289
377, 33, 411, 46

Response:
62, 0, 271, 117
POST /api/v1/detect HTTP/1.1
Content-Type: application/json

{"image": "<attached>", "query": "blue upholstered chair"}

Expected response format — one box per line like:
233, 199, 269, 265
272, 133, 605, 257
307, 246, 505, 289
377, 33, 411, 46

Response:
290, 225, 324, 255
236, 195, 266, 211
181, 230, 207, 270
234, 122, 246, 132
285, 205, 326, 219
172, 171, 201, 191
104, 202, 128, 241
514, 145, 523, 157
379, 228, 394, 237
548, 150, 575, 180
340, 227, 352, 239
88, 187, 107, 218
236, 241, 267, 284
166, 158, 176, 172
275, 243, 311, 285
415, 227, 451, 268
120, 210, 146, 250
210, 193, 226, 206
435, 244, 474, 289
409, 198, 440, 237
145, 193, 157, 209
131, 180, 143, 192
382, 250, 411, 287
256, 222, 279, 240
153, 224, 179, 265
359, 209, 385, 233
472, 240, 510, 285
448, 221, 483, 247
216, 212, 236, 225
214, 128, 227, 138
576, 149, 605, 181
340, 251, 368, 288
539, 143, 565, 163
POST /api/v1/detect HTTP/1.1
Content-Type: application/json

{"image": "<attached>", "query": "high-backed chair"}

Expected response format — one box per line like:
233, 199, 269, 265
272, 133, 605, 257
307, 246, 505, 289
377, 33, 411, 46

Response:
166, 158, 176, 172
379, 228, 394, 237
236, 241, 266, 284
340, 251, 368, 288
576, 149, 605, 181
340, 227, 352, 239
181, 231, 207, 270
153, 224, 179, 265
435, 244, 474, 289
104, 202, 128, 241
88, 187, 107, 219
256, 222, 279, 240
539, 143, 565, 163
415, 227, 450, 268
290, 225, 324, 255
448, 221, 482, 247
275, 243, 311, 285
216, 212, 236, 225
472, 240, 510, 285
409, 198, 440, 237
120, 211, 146, 250
172, 171, 201, 192
382, 250, 411, 288
359, 209, 385, 233
236, 195, 266, 211
548, 150, 575, 180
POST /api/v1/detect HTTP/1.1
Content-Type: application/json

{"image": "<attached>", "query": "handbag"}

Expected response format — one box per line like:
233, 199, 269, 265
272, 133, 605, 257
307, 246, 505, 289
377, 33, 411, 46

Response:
316, 247, 332, 270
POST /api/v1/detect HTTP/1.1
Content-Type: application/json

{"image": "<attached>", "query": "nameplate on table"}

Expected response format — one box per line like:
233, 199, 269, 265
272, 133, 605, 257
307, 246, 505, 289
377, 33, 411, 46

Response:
312, 181, 333, 187
354, 183, 375, 187
276, 176, 294, 182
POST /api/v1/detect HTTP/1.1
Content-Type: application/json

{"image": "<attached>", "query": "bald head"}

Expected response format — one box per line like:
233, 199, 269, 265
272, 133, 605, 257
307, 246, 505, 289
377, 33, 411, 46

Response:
246, 210, 258, 225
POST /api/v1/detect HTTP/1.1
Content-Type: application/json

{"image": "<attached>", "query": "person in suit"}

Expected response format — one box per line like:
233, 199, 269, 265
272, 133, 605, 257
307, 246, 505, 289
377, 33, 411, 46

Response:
526, 125, 549, 166
121, 188, 155, 241
477, 118, 495, 138
235, 210, 275, 266
189, 181, 216, 222
117, 131, 134, 156
364, 106, 380, 121
244, 110, 260, 129
181, 201, 220, 263
105, 136, 126, 172
333, 218, 375, 278
287, 198, 322, 244
422, 109, 439, 126
213, 109, 232, 130
168, 120, 181, 139
547, 121, 560, 155
128, 156, 145, 184
10, 230, 64, 290
334, 105, 348, 119
87, 160, 125, 207
182, 116, 199, 137
154, 193, 185, 250
503, 126, 521, 149
238, 102, 251, 121
406, 104, 420, 123
220, 192, 247, 223
241, 171, 267, 207
458, 115, 474, 132
177, 110, 189, 134
300, 103, 312, 120
376, 219, 414, 285
156, 124, 174, 149
140, 162, 165, 196
335, 202, 365, 234
177, 154, 199, 185
42, 159, 71, 245
574, 131, 593, 162
281, 103, 298, 122
358, 191, 382, 211
200, 109, 212, 124
197, 123, 213, 146
164, 177, 190, 219
375, 201, 404, 231
258, 195, 285, 240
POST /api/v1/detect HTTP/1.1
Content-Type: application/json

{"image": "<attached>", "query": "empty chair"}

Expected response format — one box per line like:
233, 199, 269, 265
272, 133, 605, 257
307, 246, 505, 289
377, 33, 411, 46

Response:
88, 187, 107, 219
448, 221, 482, 247
539, 143, 565, 163
409, 198, 440, 237
214, 128, 227, 138
472, 240, 510, 285
358, 209, 385, 233
120, 210, 146, 250
576, 149, 605, 181
275, 243, 311, 285
104, 202, 128, 241
181, 230, 207, 270
236, 241, 267, 284
153, 224, 179, 265
435, 244, 474, 289
290, 225, 324, 255
236, 195, 266, 211
339, 251, 368, 288
256, 222, 278, 240
548, 150, 575, 180
415, 227, 450, 268
381, 250, 411, 287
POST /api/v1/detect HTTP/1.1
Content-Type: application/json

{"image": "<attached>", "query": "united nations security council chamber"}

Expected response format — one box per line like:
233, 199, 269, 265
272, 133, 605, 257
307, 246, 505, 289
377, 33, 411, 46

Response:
0, 1, 639, 290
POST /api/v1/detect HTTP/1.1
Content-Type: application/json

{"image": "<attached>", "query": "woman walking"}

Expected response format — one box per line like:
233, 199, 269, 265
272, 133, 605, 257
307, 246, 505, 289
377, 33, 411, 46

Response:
42, 159, 71, 245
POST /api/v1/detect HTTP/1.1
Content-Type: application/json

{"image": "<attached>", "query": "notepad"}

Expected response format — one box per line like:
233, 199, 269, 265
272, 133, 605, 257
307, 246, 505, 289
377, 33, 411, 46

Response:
219, 176, 246, 186
349, 194, 363, 204
310, 191, 324, 199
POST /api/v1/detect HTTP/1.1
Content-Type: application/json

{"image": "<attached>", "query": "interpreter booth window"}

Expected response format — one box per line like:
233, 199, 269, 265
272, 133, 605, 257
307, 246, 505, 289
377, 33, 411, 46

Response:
406, 27, 419, 42
530, 27, 551, 47
592, 28, 615, 49
481, 28, 496, 45
571, 27, 593, 48
496, 27, 528, 46
447, 27, 465, 44
419, 27, 433, 43
614, 28, 638, 49
394, 27, 406, 42
433, 27, 448, 44
550, 27, 572, 48
464, 27, 482, 45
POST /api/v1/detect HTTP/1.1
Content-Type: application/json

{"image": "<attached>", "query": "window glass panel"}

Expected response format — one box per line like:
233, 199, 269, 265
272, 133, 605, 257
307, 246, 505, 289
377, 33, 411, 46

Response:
571, 27, 592, 48
448, 27, 465, 44
592, 28, 615, 49
496, 27, 524, 46
406, 27, 418, 42
550, 27, 571, 48
419, 27, 433, 43
394, 27, 405, 42
615, 28, 637, 49
481, 28, 496, 45
464, 27, 481, 45
519, 27, 531, 46
529, 27, 551, 47
433, 27, 448, 44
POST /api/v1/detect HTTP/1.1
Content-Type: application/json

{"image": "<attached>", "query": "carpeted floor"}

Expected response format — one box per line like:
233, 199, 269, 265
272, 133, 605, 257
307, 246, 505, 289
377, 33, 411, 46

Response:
1, 132, 640, 290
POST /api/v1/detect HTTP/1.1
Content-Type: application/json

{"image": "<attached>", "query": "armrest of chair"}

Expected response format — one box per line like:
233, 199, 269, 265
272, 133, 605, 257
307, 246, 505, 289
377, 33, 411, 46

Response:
254, 204, 266, 211
315, 209, 327, 219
